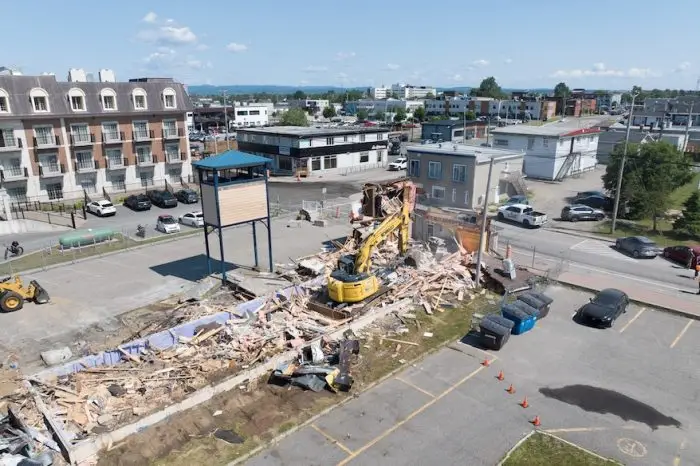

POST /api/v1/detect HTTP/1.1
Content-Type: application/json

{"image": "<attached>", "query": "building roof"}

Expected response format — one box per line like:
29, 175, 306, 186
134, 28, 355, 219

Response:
491, 122, 601, 138
193, 150, 271, 170
422, 119, 483, 127
406, 142, 524, 164
237, 125, 389, 138
0, 74, 192, 119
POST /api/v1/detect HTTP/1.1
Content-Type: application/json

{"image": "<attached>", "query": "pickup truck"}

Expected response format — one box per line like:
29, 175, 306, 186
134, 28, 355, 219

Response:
497, 203, 547, 228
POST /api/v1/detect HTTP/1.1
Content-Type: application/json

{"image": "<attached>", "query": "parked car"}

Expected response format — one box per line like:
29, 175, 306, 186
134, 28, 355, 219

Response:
496, 204, 548, 228
576, 190, 606, 198
615, 236, 660, 258
179, 211, 204, 227
504, 195, 529, 206
124, 194, 152, 211
175, 189, 199, 204
574, 194, 613, 211
662, 245, 700, 268
388, 157, 407, 171
86, 200, 116, 217
147, 190, 178, 208
575, 288, 629, 328
156, 215, 181, 234
560, 205, 606, 222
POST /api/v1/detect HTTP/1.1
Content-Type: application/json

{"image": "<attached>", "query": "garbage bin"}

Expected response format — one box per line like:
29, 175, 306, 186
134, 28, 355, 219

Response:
525, 291, 553, 319
512, 300, 540, 321
501, 304, 536, 335
479, 314, 515, 350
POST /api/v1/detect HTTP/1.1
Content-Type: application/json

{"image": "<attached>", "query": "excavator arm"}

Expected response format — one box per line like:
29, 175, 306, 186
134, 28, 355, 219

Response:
354, 203, 409, 273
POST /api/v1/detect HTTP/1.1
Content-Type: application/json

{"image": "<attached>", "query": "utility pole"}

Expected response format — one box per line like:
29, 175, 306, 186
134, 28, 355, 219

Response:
474, 155, 496, 288
611, 92, 639, 233
223, 90, 230, 151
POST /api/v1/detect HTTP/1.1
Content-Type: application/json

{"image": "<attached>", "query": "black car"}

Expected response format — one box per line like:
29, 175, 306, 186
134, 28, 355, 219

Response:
124, 194, 152, 211
574, 194, 613, 210
175, 189, 199, 204
560, 205, 606, 222
147, 190, 178, 208
575, 288, 629, 328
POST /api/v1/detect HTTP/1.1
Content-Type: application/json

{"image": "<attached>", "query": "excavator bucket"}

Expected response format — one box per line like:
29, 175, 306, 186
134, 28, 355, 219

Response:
30, 280, 50, 304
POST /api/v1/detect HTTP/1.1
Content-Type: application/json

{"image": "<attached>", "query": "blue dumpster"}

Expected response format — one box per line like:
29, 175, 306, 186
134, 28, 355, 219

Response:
512, 300, 540, 321
501, 303, 535, 335
479, 315, 515, 350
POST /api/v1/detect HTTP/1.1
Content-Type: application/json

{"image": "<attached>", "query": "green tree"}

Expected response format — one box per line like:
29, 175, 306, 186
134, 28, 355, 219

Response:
413, 106, 426, 122
322, 105, 337, 119
430, 115, 445, 121
374, 110, 386, 122
292, 90, 306, 99
356, 109, 369, 121
390, 92, 400, 99
553, 82, 570, 98
469, 77, 505, 99
394, 108, 407, 123
425, 92, 435, 99
673, 191, 700, 236
280, 108, 309, 126
464, 110, 477, 121
602, 141, 693, 230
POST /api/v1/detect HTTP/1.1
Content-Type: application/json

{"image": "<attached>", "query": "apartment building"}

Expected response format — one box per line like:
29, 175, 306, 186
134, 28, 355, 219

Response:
423, 96, 556, 120
0, 73, 192, 203
372, 86, 391, 99
344, 99, 424, 116
237, 126, 389, 175
391, 83, 436, 100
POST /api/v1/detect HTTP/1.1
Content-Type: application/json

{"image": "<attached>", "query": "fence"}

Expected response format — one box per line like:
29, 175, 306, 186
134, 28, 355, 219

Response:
499, 241, 572, 283
13, 209, 79, 229
340, 162, 388, 176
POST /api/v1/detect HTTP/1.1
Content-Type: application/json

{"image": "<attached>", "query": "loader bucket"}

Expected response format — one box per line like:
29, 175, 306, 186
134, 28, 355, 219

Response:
30, 280, 50, 304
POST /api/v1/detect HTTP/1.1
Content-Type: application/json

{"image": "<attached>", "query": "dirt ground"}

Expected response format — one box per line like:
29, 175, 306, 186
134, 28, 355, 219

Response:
97, 294, 498, 466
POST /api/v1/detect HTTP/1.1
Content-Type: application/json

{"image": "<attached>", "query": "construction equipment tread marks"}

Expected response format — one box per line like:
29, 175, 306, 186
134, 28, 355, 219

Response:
0, 290, 24, 312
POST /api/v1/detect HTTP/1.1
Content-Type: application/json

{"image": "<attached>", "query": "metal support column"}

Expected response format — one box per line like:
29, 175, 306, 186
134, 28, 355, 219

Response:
252, 222, 259, 269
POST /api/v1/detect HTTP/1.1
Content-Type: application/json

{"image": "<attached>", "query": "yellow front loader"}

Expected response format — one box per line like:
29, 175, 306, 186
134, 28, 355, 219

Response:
0, 276, 50, 312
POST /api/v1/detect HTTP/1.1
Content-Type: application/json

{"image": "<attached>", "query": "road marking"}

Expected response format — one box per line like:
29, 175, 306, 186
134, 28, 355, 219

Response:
336, 365, 485, 466
619, 308, 645, 334
617, 438, 647, 458
673, 438, 688, 466
670, 320, 694, 348
543, 425, 637, 434
395, 377, 435, 398
570, 239, 590, 250
310, 424, 354, 455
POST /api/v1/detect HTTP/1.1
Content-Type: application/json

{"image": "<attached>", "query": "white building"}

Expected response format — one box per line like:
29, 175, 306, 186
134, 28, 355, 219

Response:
490, 125, 600, 180
237, 126, 390, 175
372, 86, 391, 99
345, 99, 423, 116
289, 99, 330, 115
232, 103, 269, 128
391, 83, 436, 100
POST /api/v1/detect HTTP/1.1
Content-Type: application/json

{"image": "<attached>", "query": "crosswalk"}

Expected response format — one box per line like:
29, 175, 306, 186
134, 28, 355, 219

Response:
569, 239, 636, 262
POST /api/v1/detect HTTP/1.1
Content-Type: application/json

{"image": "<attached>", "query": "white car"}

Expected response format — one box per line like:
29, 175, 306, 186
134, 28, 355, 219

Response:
388, 157, 407, 171
156, 215, 181, 234
179, 211, 204, 227
87, 200, 116, 217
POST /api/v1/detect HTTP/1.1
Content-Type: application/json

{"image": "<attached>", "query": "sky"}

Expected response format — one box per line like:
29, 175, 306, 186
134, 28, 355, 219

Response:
4, 0, 700, 90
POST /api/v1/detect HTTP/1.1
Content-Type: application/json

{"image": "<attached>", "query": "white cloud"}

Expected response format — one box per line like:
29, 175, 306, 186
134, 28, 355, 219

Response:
143, 48, 176, 66
142, 12, 157, 23
335, 51, 356, 61
165, 18, 175, 24
226, 42, 248, 53
550, 63, 657, 79
303, 65, 328, 73
504, 58, 513, 64
449, 74, 463, 82
137, 25, 197, 45
185, 59, 213, 70
196, 44, 209, 51
674, 61, 691, 73
472, 59, 489, 67
385, 63, 400, 71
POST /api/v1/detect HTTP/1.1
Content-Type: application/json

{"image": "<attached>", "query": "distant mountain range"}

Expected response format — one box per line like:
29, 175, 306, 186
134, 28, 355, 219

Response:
186, 84, 555, 96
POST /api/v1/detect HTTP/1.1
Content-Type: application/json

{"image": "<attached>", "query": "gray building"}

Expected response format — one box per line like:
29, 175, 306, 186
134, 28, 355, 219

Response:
597, 128, 688, 163
405, 142, 525, 210
420, 120, 487, 142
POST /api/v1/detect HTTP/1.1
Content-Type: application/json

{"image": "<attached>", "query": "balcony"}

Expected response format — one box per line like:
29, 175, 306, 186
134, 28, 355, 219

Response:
165, 151, 186, 164
70, 133, 96, 146
39, 163, 65, 178
1, 166, 28, 181
74, 158, 99, 173
162, 127, 184, 139
33, 134, 60, 148
102, 131, 125, 144
136, 154, 157, 166
132, 130, 154, 142
107, 157, 128, 170
0, 137, 22, 152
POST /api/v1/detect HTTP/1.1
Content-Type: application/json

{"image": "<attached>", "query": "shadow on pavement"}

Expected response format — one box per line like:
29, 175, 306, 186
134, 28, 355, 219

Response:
150, 253, 238, 282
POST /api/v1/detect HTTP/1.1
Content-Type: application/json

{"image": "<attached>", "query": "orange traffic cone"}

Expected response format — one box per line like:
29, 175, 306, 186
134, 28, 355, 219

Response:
481, 359, 491, 367
520, 397, 529, 408
506, 384, 516, 394
531, 415, 541, 427
496, 371, 505, 381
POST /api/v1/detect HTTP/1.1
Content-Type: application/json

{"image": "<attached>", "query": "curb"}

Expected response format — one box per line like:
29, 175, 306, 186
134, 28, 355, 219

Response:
547, 226, 616, 243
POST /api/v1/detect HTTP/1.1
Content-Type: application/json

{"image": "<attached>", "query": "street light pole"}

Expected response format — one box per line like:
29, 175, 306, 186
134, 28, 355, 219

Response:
223, 90, 230, 151
611, 92, 639, 233
474, 155, 496, 289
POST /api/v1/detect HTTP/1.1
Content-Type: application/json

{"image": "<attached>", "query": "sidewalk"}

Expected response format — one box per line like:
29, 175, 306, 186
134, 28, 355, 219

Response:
556, 270, 700, 320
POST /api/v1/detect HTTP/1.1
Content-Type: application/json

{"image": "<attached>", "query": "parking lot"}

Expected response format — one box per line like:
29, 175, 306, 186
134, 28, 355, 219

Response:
248, 286, 699, 465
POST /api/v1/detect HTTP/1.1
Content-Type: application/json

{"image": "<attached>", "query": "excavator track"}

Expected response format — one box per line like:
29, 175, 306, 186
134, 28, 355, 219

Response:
308, 286, 391, 321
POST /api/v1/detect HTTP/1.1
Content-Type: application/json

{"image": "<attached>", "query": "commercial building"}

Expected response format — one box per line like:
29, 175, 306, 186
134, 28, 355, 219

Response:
288, 99, 330, 116
236, 126, 389, 175
0, 72, 192, 203
420, 120, 487, 142
232, 103, 269, 128
490, 124, 600, 180
405, 142, 525, 210
372, 86, 391, 99
423, 96, 556, 120
344, 99, 423, 116
391, 83, 436, 100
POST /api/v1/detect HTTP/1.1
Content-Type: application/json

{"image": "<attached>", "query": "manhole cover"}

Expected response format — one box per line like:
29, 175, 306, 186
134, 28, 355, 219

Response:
617, 438, 647, 458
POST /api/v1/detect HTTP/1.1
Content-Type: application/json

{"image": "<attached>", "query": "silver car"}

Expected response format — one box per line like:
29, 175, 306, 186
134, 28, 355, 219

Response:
615, 236, 660, 258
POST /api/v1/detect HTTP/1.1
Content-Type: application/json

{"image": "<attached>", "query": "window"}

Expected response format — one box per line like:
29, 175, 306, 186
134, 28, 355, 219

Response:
360, 134, 366, 142
451, 188, 456, 203
71, 124, 90, 143
35, 126, 54, 146
165, 144, 180, 162
3, 159, 22, 177
237, 110, 248, 116
311, 157, 321, 171
408, 159, 420, 177
79, 176, 96, 194
71, 95, 84, 111
136, 146, 152, 164
494, 139, 509, 147
40, 155, 60, 174
132, 88, 148, 110
30, 88, 50, 112
359, 152, 369, 163
105, 149, 123, 168
325, 137, 334, 145
46, 182, 63, 200
140, 172, 154, 187
343, 135, 348, 142
75, 151, 94, 171
452, 164, 467, 183
543, 137, 549, 147
249, 110, 260, 115
110, 174, 125, 191
162, 88, 177, 109
464, 191, 470, 205
428, 161, 442, 179
0, 128, 16, 148
527, 137, 535, 150
7, 187, 27, 203
431, 186, 445, 199
378, 150, 385, 163
133, 121, 149, 140
167, 166, 182, 180
0, 89, 10, 113
324, 155, 337, 169
102, 95, 115, 110
163, 120, 177, 138
102, 122, 119, 141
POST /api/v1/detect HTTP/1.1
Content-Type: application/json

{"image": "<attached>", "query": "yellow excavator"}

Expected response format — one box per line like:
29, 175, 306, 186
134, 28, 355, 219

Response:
0, 276, 50, 312
327, 186, 410, 303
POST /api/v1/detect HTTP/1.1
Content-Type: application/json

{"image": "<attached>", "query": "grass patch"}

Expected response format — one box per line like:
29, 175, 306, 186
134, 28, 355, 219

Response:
669, 172, 700, 209
503, 432, 620, 466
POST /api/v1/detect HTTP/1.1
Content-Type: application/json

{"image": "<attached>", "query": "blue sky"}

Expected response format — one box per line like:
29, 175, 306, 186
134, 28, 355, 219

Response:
5, 1, 700, 89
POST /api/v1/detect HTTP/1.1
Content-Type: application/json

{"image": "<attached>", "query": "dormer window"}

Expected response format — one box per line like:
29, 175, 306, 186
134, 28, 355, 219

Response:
30, 88, 50, 113
71, 95, 84, 111
0, 89, 9, 113
162, 88, 177, 109
132, 88, 148, 110
100, 88, 117, 111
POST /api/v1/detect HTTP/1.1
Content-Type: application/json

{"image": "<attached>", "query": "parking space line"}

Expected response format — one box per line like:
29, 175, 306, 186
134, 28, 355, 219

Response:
619, 308, 645, 334
310, 424, 354, 455
394, 377, 435, 398
336, 365, 485, 466
673, 438, 687, 466
570, 239, 589, 250
543, 426, 637, 434
670, 320, 694, 349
